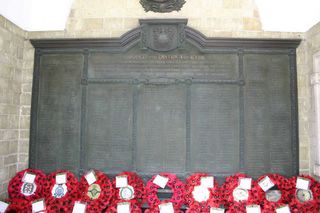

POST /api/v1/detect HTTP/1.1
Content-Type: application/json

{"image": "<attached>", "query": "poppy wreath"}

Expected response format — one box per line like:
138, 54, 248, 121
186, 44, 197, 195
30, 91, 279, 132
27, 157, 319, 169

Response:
256, 174, 291, 213
184, 173, 221, 210
221, 173, 264, 210
78, 170, 113, 212
227, 202, 263, 213
8, 168, 46, 201
5, 198, 32, 213
288, 175, 320, 213
146, 173, 185, 209
106, 201, 142, 213
186, 202, 222, 213
46, 202, 71, 213
145, 201, 184, 213
44, 170, 79, 212
112, 171, 145, 206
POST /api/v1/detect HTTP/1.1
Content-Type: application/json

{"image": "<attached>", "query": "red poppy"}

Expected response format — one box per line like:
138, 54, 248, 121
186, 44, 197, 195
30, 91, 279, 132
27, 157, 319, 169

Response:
186, 202, 223, 213
145, 201, 184, 213
44, 170, 79, 212
8, 168, 46, 201
78, 170, 113, 213
221, 173, 264, 210
6, 198, 32, 213
288, 175, 320, 213
106, 201, 142, 213
184, 173, 221, 210
111, 171, 145, 206
257, 174, 291, 213
227, 202, 262, 213
146, 173, 185, 209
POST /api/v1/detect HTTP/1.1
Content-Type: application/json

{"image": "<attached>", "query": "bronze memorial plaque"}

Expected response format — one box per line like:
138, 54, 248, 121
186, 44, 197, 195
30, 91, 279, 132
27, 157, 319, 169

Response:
30, 19, 300, 181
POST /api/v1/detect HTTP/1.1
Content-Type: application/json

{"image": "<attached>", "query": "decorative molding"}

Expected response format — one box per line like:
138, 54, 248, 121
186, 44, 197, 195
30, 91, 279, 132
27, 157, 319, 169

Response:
30, 27, 142, 50
139, 0, 186, 13
30, 23, 301, 51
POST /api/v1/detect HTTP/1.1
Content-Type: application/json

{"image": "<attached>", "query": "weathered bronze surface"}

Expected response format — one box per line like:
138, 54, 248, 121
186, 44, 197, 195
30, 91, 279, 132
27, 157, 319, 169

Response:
30, 19, 301, 182
140, 0, 186, 13
140, 19, 187, 51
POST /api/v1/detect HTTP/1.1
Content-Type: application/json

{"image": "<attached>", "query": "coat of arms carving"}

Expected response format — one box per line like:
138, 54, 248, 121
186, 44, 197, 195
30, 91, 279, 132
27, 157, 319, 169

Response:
140, 0, 186, 13
140, 19, 187, 52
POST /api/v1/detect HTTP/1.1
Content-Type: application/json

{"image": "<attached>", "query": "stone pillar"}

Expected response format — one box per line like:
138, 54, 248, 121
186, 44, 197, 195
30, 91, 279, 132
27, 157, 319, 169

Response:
311, 51, 320, 177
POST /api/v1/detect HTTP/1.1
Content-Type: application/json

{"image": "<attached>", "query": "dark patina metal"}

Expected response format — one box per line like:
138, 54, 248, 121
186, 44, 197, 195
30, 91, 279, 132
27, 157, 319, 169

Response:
30, 20, 301, 186
140, 19, 187, 51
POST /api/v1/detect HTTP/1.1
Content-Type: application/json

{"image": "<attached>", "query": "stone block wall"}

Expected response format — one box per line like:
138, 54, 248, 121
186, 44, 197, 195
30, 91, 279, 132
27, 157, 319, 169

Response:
65, 0, 262, 37
0, 16, 27, 198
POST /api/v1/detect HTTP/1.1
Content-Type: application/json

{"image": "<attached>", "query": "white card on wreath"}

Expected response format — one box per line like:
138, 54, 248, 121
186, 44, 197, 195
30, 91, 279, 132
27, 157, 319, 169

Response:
296, 177, 310, 190
258, 176, 275, 192
159, 202, 174, 213
153, 175, 169, 189
56, 173, 67, 184
72, 202, 86, 213
23, 172, 36, 184
201, 176, 214, 188
0, 201, 9, 213
117, 202, 130, 213
246, 205, 261, 213
85, 170, 97, 185
192, 186, 210, 202
210, 207, 225, 213
276, 205, 291, 213
239, 178, 252, 190
32, 199, 45, 212
116, 176, 128, 188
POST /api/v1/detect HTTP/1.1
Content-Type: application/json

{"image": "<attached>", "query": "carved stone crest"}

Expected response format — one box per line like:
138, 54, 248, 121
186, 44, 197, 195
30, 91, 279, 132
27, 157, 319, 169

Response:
140, 0, 186, 13
140, 19, 187, 52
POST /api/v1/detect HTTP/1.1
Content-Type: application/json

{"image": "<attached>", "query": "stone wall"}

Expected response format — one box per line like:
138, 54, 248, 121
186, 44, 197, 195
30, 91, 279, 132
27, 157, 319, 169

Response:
28, 0, 304, 39
297, 39, 311, 174
0, 0, 315, 198
305, 22, 320, 176
0, 16, 27, 198
66, 0, 261, 37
